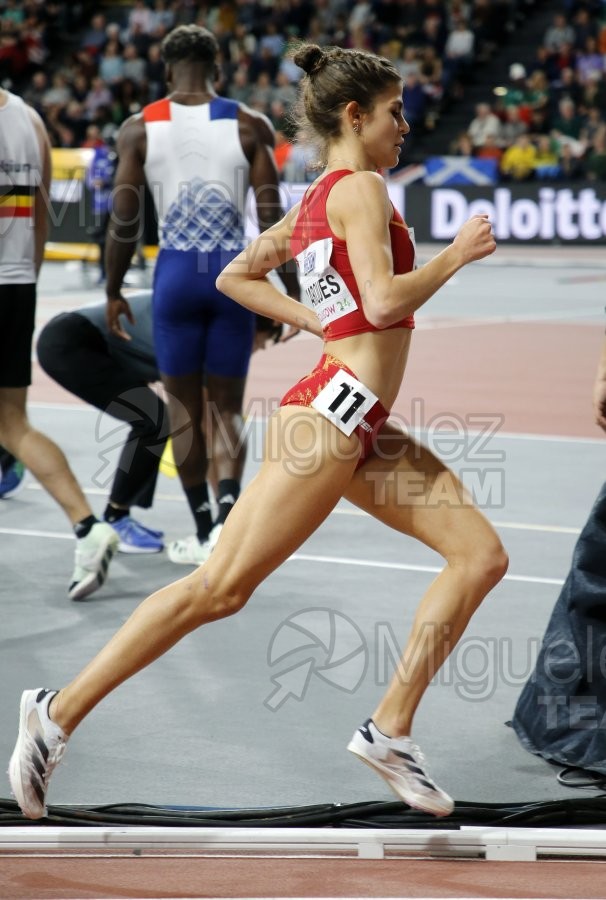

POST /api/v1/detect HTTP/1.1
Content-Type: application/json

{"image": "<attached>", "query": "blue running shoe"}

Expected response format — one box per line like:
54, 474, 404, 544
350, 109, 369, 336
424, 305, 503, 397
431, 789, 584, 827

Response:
137, 522, 164, 540
0, 461, 26, 499
108, 516, 164, 554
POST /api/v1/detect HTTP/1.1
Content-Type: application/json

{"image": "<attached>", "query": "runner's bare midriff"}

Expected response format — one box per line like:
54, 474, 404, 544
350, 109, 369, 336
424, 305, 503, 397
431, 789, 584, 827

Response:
323, 327, 412, 410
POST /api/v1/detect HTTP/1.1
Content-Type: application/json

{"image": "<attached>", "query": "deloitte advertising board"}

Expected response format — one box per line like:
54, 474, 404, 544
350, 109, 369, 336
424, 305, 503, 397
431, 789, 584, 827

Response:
405, 183, 606, 243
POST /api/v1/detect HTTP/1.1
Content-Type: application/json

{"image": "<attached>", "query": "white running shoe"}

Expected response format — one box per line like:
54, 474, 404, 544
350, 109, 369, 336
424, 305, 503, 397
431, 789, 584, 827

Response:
167, 534, 212, 565
8, 689, 68, 820
207, 522, 223, 550
69, 521, 119, 601
167, 523, 223, 566
347, 718, 454, 817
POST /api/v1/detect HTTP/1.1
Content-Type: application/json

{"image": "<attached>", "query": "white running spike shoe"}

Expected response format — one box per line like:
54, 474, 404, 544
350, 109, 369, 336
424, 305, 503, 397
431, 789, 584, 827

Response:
348, 718, 454, 817
8, 689, 69, 820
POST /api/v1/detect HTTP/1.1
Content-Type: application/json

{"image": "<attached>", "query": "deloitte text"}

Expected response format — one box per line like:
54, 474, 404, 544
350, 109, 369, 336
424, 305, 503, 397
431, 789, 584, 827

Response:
431, 187, 606, 241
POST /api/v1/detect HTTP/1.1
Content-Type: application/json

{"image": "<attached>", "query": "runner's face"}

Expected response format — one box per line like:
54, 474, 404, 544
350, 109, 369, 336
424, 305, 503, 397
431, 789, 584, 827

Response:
360, 85, 409, 169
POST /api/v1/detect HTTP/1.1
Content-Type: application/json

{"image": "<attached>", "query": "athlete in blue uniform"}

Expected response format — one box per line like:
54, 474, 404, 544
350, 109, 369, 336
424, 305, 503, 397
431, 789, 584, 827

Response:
104, 25, 298, 564
84, 138, 116, 283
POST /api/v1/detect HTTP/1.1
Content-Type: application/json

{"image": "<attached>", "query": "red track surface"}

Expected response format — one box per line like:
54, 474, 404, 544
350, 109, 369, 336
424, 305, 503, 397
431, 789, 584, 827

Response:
30, 321, 604, 440
2, 855, 606, 899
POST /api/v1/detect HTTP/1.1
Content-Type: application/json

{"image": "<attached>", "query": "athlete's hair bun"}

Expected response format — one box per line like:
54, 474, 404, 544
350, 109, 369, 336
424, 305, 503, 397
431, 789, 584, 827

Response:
293, 44, 327, 76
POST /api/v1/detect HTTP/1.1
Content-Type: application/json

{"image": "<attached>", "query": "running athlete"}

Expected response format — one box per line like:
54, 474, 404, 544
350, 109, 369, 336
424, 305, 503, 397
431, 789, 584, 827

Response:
104, 25, 298, 566
0, 87, 118, 600
9, 45, 507, 819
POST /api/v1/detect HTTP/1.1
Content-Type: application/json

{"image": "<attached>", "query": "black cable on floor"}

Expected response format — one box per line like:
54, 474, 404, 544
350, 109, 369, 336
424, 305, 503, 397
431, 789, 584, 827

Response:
1, 796, 606, 828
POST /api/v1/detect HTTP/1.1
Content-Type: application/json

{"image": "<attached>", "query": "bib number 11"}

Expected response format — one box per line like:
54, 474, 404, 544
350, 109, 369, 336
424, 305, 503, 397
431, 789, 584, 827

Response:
311, 370, 378, 437
328, 382, 367, 423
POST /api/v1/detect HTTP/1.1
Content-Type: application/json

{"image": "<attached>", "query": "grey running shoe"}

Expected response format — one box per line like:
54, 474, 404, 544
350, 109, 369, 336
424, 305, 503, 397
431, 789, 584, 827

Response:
69, 521, 118, 600
347, 718, 454, 817
8, 689, 68, 820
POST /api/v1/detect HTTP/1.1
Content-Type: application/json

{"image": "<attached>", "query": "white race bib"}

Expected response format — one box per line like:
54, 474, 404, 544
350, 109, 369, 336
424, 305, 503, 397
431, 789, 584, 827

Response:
311, 370, 378, 437
296, 238, 358, 328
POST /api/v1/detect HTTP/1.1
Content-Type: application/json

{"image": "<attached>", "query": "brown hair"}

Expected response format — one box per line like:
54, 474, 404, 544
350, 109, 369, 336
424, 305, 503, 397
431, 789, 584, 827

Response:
291, 43, 402, 161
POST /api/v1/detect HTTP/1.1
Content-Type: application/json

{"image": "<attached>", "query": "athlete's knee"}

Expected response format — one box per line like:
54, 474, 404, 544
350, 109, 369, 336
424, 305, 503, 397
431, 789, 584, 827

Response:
208, 582, 250, 618
206, 386, 245, 419
477, 541, 508, 591
181, 567, 251, 626
459, 533, 509, 593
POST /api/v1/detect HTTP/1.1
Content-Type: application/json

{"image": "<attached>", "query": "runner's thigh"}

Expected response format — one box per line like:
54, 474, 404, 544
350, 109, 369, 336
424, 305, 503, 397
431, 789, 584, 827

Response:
208, 406, 361, 587
344, 420, 501, 559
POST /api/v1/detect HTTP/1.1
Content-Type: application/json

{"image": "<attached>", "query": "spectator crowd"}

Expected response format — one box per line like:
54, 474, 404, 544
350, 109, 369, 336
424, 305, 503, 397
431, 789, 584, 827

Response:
455, 5, 606, 182
3, 0, 534, 180
1, 0, 605, 182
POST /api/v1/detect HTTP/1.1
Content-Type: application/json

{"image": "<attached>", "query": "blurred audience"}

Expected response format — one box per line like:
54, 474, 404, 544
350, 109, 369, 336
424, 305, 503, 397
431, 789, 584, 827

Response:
468, 101, 502, 149
456, 2, 606, 185
4, 0, 505, 176
4, 0, 605, 187
500, 132, 536, 181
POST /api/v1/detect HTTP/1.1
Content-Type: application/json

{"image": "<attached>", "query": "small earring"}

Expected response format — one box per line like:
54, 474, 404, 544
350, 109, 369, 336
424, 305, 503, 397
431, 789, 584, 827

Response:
353, 123, 360, 135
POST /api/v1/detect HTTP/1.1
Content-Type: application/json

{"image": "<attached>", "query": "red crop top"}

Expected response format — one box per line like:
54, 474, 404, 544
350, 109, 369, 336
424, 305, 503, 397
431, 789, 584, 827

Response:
290, 170, 415, 340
